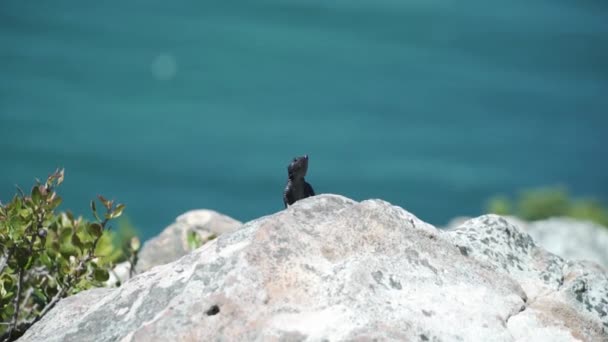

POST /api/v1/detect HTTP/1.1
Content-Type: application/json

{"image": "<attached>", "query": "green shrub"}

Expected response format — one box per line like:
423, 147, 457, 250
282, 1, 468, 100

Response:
486, 186, 608, 227
0, 170, 126, 341
568, 199, 608, 227
486, 196, 511, 216
517, 187, 570, 221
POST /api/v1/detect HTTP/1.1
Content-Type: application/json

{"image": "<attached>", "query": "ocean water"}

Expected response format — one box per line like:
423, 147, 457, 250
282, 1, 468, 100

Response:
1, 1, 607, 240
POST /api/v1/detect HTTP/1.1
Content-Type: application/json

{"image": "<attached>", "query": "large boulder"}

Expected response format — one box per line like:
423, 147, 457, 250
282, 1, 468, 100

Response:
446, 215, 608, 269
136, 209, 242, 272
107, 209, 242, 287
19, 195, 608, 341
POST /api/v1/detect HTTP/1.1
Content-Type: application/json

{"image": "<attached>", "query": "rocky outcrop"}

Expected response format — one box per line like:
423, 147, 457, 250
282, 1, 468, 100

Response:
524, 218, 608, 269
446, 215, 608, 270
19, 195, 608, 341
136, 209, 242, 272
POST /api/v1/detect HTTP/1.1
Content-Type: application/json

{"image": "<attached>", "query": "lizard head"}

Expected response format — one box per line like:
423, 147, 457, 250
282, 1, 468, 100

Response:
287, 155, 309, 180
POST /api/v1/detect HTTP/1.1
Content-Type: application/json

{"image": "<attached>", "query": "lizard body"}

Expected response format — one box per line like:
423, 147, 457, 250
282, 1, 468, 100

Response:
283, 155, 315, 207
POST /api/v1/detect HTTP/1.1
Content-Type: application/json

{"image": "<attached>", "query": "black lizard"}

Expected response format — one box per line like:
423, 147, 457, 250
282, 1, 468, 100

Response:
283, 155, 315, 208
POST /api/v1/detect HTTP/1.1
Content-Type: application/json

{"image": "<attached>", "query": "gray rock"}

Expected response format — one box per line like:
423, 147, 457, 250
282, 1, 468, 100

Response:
443, 215, 527, 231
442, 215, 472, 229
19, 195, 608, 342
106, 261, 132, 287
135, 209, 242, 272
524, 217, 608, 269
447, 215, 608, 269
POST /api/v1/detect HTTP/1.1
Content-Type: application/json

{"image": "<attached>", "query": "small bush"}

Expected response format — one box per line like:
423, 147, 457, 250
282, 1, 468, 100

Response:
517, 187, 570, 221
568, 199, 608, 227
486, 186, 608, 227
486, 196, 511, 216
0, 170, 126, 341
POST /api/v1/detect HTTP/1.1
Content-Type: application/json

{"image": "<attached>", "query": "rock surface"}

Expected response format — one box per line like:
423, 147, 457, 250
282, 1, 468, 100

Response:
19, 195, 608, 342
524, 217, 608, 269
135, 209, 242, 272
447, 215, 608, 269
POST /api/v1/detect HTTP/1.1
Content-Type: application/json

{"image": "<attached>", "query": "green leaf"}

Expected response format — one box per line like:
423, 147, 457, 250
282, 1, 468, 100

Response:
8, 225, 24, 241
111, 204, 125, 219
31, 185, 42, 203
50, 196, 62, 210
1, 273, 15, 290
19, 208, 31, 218
2, 304, 14, 318
187, 231, 203, 251
59, 227, 73, 244
83, 241, 94, 251
2, 291, 15, 301
130, 236, 141, 252
39, 252, 53, 268
59, 213, 70, 228
32, 288, 47, 303
57, 168, 65, 185
93, 268, 109, 282
15, 248, 29, 267
56, 256, 71, 274
97, 195, 111, 210
87, 223, 103, 238
24, 252, 35, 269
72, 233, 83, 252
50, 241, 61, 253
94, 233, 115, 261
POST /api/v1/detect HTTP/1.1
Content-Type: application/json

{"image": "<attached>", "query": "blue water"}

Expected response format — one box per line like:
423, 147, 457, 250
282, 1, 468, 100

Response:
1, 1, 607, 240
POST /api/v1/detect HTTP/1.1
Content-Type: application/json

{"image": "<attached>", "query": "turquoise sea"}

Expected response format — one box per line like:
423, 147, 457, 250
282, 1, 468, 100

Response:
1, 1, 607, 240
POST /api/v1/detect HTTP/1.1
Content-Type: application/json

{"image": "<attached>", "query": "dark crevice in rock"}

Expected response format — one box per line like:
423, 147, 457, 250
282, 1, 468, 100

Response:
505, 290, 529, 330
421, 309, 434, 317
457, 246, 469, 257
389, 275, 402, 290
206, 305, 220, 316
556, 262, 568, 292
573, 280, 588, 304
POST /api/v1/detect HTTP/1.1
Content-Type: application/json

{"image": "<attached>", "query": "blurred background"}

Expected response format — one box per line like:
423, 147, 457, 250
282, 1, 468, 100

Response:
1, 0, 607, 241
